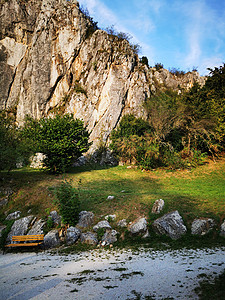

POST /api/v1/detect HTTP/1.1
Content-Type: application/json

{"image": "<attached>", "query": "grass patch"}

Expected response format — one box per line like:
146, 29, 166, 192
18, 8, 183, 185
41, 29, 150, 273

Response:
0, 158, 225, 249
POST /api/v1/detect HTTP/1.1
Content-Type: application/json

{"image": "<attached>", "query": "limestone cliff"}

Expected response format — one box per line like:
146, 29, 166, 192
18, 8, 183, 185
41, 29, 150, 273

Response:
0, 0, 205, 150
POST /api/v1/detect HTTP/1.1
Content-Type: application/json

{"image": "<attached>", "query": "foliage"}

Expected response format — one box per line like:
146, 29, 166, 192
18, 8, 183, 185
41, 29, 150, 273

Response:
169, 67, 186, 76
22, 114, 91, 173
154, 63, 164, 70
140, 56, 149, 67
0, 111, 31, 171
54, 180, 80, 226
79, 6, 99, 38
110, 63, 225, 170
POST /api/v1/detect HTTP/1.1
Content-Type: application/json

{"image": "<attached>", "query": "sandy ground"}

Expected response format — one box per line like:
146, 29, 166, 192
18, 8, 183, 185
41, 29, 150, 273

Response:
0, 247, 225, 300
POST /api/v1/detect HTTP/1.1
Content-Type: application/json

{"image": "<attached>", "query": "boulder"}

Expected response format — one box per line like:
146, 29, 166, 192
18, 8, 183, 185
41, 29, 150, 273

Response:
66, 226, 81, 245
0, 225, 6, 238
49, 211, 61, 226
93, 220, 111, 232
191, 218, 215, 235
44, 230, 60, 249
27, 219, 46, 235
105, 214, 116, 221
151, 199, 165, 214
7, 215, 34, 243
220, 220, 225, 237
128, 217, 148, 236
80, 232, 98, 245
6, 211, 21, 220
77, 211, 94, 228
117, 219, 127, 228
152, 211, 187, 240
101, 229, 118, 246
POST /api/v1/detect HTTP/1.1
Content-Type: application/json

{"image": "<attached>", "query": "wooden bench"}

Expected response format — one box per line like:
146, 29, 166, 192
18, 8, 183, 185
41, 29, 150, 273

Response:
5, 234, 44, 248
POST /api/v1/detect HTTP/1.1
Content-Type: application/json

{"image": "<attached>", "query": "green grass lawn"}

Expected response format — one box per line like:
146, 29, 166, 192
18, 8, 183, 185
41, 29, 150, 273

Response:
1, 157, 225, 240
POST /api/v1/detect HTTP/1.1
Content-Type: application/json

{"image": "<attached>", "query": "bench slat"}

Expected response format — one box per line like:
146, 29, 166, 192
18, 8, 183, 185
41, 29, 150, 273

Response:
6, 242, 42, 247
6, 234, 44, 248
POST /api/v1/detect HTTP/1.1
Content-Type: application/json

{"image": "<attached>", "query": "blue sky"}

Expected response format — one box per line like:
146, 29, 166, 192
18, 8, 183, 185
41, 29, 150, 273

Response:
77, 0, 225, 75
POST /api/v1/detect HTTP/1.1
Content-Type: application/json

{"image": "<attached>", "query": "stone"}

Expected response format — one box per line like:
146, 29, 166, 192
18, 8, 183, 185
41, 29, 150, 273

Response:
0, 225, 6, 238
151, 199, 165, 214
105, 214, 116, 221
66, 226, 81, 245
49, 211, 62, 226
6, 211, 21, 220
30, 153, 46, 168
77, 211, 94, 228
80, 232, 98, 245
101, 229, 118, 245
27, 219, 46, 235
44, 229, 61, 249
93, 220, 111, 232
107, 196, 115, 200
128, 217, 148, 236
7, 215, 34, 243
117, 219, 127, 227
191, 218, 215, 235
0, 198, 8, 207
152, 211, 187, 240
220, 220, 225, 237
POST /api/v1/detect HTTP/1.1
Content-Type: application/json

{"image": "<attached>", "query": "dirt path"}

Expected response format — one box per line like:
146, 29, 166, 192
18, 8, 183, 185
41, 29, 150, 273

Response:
0, 247, 225, 299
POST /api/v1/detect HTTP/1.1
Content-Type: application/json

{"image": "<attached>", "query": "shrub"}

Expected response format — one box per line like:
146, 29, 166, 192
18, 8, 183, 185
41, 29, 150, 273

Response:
154, 63, 164, 70
22, 114, 91, 173
54, 181, 80, 226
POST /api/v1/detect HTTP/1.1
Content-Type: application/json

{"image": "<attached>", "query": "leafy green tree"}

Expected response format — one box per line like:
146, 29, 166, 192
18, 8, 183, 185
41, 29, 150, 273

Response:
0, 111, 30, 171
22, 114, 91, 173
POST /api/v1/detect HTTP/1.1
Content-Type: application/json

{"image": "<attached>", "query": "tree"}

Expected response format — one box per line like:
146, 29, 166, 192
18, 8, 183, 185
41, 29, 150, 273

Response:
22, 114, 91, 173
0, 111, 30, 172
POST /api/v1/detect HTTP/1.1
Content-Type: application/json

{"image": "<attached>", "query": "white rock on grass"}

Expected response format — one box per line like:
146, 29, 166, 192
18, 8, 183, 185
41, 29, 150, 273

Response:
107, 196, 115, 200
80, 232, 98, 245
128, 217, 148, 236
44, 229, 61, 249
191, 218, 215, 235
152, 211, 187, 240
7, 215, 34, 243
6, 211, 21, 220
117, 219, 127, 227
151, 199, 165, 214
77, 211, 94, 228
105, 214, 116, 221
101, 229, 118, 245
93, 220, 111, 232
66, 227, 81, 245
220, 220, 225, 237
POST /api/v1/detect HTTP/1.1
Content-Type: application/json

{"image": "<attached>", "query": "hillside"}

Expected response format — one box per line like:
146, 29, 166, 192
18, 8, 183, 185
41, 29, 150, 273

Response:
0, 0, 205, 150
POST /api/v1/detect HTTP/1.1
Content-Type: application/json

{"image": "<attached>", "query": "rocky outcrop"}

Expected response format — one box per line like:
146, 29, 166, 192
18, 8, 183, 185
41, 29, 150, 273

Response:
7, 215, 34, 243
220, 220, 225, 237
128, 217, 149, 237
191, 218, 215, 235
77, 211, 94, 228
101, 229, 118, 246
152, 211, 187, 240
66, 226, 81, 245
80, 232, 98, 245
44, 229, 60, 249
0, 0, 206, 150
6, 211, 21, 220
93, 220, 111, 232
151, 199, 165, 214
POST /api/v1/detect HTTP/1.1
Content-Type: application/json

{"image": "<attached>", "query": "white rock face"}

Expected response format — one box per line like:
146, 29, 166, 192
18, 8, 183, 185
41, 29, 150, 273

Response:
151, 199, 165, 214
0, 0, 206, 150
128, 217, 148, 236
152, 211, 187, 240
191, 218, 215, 235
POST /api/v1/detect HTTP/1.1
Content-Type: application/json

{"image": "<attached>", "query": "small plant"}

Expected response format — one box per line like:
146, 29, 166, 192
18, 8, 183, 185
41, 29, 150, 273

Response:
93, 61, 97, 71
154, 63, 164, 70
54, 180, 80, 226
74, 82, 87, 96
97, 228, 105, 241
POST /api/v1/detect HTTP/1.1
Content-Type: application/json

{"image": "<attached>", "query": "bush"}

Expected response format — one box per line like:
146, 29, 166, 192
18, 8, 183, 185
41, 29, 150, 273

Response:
22, 114, 91, 173
54, 181, 80, 226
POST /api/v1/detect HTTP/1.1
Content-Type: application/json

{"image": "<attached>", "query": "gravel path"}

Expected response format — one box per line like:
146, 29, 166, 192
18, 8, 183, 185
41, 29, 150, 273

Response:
0, 247, 225, 299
